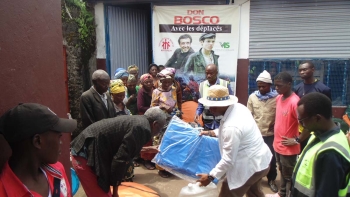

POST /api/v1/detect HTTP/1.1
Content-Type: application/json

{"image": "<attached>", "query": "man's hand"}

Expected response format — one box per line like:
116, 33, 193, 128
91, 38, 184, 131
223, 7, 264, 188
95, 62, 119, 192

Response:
166, 107, 174, 114
129, 94, 136, 101
141, 145, 159, 153
199, 130, 216, 137
196, 174, 211, 187
281, 136, 298, 146
199, 130, 209, 136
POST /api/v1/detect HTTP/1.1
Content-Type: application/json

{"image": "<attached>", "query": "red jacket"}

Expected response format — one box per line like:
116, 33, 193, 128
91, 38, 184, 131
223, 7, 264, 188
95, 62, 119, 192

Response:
0, 162, 71, 197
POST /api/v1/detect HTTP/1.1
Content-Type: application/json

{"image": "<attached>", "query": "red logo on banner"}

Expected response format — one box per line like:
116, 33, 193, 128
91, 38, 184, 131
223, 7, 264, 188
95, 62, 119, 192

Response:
159, 38, 174, 51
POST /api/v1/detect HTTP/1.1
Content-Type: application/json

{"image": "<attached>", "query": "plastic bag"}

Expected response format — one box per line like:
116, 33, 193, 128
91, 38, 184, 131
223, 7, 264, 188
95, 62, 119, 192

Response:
153, 116, 221, 182
178, 182, 219, 197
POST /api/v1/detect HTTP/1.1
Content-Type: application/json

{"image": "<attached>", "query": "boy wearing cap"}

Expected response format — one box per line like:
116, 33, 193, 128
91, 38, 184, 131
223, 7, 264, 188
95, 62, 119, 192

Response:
247, 70, 279, 193
196, 85, 272, 197
0, 103, 77, 197
183, 33, 218, 80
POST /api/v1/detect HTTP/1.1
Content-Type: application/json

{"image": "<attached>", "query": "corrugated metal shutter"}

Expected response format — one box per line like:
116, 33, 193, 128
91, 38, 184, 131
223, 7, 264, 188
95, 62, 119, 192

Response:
107, 6, 150, 76
89, 0, 227, 4
249, 0, 350, 59
152, 0, 227, 5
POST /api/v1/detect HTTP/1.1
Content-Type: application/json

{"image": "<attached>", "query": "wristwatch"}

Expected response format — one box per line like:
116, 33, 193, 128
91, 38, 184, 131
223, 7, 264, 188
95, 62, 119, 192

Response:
294, 137, 300, 144
208, 175, 215, 182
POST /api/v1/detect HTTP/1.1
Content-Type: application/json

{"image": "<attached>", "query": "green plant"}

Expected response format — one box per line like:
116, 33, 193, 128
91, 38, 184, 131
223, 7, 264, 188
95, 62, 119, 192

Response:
63, 0, 95, 50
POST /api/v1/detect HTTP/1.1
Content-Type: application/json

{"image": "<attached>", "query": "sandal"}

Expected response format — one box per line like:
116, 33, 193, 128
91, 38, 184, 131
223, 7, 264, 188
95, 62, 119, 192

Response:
158, 170, 172, 178
133, 161, 140, 167
144, 160, 156, 170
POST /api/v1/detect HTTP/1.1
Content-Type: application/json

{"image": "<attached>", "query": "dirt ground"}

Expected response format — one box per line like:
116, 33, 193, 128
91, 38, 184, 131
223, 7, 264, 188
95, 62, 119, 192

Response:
74, 165, 280, 197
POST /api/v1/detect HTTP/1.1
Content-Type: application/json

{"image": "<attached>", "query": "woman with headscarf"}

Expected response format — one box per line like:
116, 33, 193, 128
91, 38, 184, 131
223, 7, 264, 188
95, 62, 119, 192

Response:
151, 69, 178, 115
125, 75, 139, 115
110, 79, 131, 116
164, 67, 182, 110
109, 79, 133, 181
137, 74, 157, 170
150, 69, 179, 178
127, 64, 141, 86
137, 74, 154, 115
114, 68, 129, 86
148, 64, 159, 87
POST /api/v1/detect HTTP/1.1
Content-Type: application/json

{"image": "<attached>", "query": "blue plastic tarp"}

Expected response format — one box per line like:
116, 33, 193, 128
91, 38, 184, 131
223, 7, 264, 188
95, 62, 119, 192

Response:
153, 116, 221, 182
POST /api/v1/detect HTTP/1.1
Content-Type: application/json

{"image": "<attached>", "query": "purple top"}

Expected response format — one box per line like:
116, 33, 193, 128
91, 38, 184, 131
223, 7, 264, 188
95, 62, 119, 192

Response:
137, 87, 152, 114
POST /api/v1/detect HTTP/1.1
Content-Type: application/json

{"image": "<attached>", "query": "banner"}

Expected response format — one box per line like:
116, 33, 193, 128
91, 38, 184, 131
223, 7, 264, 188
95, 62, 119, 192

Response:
152, 5, 240, 101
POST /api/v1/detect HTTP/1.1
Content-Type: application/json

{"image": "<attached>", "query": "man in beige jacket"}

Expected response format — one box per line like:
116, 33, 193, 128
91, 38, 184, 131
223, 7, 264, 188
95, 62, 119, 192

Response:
247, 70, 279, 193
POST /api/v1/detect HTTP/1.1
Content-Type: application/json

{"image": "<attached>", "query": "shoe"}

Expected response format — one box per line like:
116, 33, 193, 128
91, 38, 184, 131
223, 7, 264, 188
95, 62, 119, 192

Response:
268, 180, 278, 193
133, 161, 140, 167
158, 170, 172, 178
265, 193, 280, 197
144, 160, 156, 170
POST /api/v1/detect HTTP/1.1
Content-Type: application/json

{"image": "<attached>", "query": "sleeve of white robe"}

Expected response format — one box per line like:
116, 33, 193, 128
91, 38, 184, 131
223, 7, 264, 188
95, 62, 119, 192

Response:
209, 126, 242, 179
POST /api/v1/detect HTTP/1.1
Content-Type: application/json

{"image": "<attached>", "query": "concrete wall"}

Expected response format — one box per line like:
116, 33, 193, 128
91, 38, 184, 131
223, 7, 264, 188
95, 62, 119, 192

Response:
0, 0, 71, 179
233, 0, 250, 104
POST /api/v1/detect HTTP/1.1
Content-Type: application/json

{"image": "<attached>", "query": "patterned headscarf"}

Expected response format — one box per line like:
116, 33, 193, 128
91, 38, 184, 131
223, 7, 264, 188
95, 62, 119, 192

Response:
128, 65, 139, 73
127, 74, 137, 83
110, 79, 125, 94
114, 68, 129, 79
140, 73, 153, 83
165, 67, 176, 75
157, 69, 172, 79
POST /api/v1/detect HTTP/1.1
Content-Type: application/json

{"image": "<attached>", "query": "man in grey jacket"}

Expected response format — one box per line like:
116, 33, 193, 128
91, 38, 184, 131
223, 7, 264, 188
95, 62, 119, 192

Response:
80, 70, 116, 131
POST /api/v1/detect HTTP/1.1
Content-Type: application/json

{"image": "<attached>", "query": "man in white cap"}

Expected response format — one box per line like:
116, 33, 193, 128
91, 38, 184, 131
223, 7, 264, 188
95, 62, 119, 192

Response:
196, 85, 272, 197
247, 70, 279, 193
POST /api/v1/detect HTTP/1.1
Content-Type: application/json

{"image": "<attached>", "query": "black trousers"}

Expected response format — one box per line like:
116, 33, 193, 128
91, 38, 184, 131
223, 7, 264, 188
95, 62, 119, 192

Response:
263, 135, 277, 181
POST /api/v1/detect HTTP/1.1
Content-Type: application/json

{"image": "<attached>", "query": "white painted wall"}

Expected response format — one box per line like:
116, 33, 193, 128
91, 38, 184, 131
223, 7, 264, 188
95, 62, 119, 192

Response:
233, 0, 250, 59
95, 3, 106, 59
94, 1, 250, 60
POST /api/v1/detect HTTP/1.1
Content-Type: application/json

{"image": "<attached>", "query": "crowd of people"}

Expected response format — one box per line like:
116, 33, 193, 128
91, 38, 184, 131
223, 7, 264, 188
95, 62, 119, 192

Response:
0, 61, 350, 197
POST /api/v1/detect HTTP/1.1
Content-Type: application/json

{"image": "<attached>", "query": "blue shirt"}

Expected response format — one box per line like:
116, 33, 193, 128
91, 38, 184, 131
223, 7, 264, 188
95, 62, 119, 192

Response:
196, 78, 234, 130
294, 80, 331, 100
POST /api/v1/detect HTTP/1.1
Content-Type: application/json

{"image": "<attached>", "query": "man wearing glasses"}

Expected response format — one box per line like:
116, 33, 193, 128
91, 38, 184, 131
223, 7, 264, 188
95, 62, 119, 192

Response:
291, 92, 350, 197
266, 72, 300, 197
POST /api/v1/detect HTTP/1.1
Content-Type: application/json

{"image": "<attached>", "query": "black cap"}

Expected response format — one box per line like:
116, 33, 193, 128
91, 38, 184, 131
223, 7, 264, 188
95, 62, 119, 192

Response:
199, 33, 216, 41
0, 103, 77, 143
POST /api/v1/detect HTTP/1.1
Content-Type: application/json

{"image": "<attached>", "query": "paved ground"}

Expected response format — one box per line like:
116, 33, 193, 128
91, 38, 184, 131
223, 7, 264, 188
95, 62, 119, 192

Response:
74, 165, 280, 197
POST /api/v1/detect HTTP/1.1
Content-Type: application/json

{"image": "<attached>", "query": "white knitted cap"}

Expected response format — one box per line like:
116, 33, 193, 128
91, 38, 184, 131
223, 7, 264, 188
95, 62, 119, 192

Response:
256, 70, 272, 84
